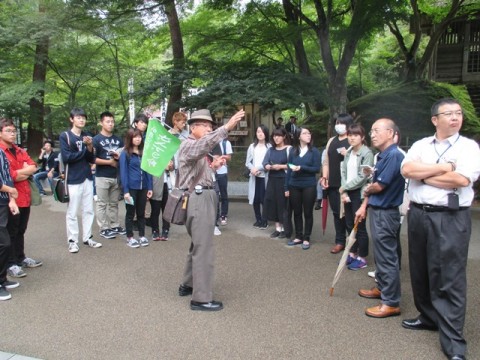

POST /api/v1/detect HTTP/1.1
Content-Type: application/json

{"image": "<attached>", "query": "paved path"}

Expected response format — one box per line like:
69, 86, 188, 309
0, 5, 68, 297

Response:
1, 195, 480, 360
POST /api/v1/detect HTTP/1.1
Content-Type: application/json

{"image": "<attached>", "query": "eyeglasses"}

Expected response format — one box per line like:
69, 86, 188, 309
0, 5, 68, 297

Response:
2, 129, 17, 134
194, 123, 212, 129
433, 110, 463, 118
369, 128, 392, 136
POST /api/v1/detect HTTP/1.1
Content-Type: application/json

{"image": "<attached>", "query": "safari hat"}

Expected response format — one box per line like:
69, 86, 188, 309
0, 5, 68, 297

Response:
188, 109, 214, 125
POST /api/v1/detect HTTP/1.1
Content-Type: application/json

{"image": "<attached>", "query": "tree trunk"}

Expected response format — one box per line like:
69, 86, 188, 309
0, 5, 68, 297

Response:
164, 0, 185, 126
28, 2, 49, 153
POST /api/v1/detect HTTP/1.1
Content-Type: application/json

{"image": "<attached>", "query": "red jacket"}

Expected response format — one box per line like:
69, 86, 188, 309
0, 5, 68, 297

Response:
0, 143, 36, 207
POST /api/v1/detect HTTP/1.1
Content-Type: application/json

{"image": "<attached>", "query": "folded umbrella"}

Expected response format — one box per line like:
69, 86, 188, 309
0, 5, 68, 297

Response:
329, 222, 359, 296
321, 189, 329, 235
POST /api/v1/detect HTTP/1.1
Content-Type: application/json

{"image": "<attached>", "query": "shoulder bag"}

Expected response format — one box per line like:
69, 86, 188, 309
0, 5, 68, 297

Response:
163, 163, 206, 225
53, 132, 70, 203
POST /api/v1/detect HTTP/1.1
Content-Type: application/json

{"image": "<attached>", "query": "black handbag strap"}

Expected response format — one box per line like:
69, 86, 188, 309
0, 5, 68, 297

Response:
63, 131, 70, 195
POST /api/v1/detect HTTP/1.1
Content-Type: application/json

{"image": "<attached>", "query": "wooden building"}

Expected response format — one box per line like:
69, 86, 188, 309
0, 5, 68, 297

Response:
429, 14, 480, 114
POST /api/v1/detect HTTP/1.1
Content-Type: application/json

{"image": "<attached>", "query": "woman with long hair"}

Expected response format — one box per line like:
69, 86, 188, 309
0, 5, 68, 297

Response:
245, 125, 271, 229
339, 124, 374, 270
285, 127, 321, 250
119, 129, 153, 248
263, 127, 291, 238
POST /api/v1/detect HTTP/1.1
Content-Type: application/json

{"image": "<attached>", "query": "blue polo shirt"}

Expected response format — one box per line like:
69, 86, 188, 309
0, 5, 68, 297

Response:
368, 144, 405, 209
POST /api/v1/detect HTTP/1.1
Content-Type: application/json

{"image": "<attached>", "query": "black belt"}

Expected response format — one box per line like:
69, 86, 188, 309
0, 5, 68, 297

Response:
199, 186, 214, 190
411, 202, 469, 212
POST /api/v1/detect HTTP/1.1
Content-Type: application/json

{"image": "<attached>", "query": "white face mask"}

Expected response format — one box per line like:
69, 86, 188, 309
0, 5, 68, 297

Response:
335, 124, 347, 135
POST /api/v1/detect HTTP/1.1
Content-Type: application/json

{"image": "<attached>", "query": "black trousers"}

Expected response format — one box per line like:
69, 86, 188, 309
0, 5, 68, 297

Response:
150, 183, 170, 233
0, 206, 11, 283
289, 185, 316, 241
216, 173, 228, 218
253, 177, 266, 223
408, 205, 470, 357
327, 187, 347, 245
7, 206, 30, 266
125, 189, 148, 238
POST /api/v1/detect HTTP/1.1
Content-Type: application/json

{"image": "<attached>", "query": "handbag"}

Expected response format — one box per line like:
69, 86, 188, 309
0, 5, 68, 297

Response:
53, 132, 70, 203
162, 188, 190, 225
163, 161, 206, 225
53, 176, 69, 203
243, 166, 250, 178
28, 177, 42, 206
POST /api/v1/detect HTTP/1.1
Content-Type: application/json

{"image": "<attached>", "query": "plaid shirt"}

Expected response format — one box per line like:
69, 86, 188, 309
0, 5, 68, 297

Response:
177, 127, 228, 190
0, 149, 14, 205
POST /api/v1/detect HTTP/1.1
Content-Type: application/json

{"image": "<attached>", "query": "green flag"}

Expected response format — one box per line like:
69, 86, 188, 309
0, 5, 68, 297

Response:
141, 119, 181, 177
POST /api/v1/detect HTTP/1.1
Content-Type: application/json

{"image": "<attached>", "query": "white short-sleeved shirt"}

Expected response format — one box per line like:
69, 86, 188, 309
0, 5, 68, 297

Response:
402, 133, 480, 206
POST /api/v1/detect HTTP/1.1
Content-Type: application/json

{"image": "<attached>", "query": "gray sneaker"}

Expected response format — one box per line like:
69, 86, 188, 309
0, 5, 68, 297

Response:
139, 236, 149, 247
7, 265, 26, 278
127, 238, 140, 248
22, 257, 43, 268
0, 287, 11, 301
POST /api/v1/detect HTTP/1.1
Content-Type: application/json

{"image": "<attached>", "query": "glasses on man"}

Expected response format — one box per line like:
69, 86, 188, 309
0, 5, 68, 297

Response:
433, 110, 463, 118
2, 129, 17, 134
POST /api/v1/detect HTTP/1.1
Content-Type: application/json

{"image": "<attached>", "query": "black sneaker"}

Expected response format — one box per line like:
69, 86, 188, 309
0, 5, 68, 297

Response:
100, 229, 116, 239
270, 231, 280, 238
278, 231, 286, 239
1, 280, 19, 289
110, 227, 126, 235
160, 229, 169, 241
259, 221, 268, 230
253, 221, 262, 228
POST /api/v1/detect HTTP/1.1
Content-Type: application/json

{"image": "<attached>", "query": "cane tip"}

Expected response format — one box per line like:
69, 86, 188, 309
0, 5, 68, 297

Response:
329, 288, 334, 296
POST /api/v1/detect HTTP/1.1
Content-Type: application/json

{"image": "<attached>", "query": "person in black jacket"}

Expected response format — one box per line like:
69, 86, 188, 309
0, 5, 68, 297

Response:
33, 140, 58, 196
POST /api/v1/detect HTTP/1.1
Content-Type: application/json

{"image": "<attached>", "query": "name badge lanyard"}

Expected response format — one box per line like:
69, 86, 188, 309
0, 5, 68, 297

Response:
433, 134, 460, 193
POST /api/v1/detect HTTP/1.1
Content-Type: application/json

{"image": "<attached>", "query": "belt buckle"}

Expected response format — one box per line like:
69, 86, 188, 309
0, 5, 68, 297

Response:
195, 185, 203, 194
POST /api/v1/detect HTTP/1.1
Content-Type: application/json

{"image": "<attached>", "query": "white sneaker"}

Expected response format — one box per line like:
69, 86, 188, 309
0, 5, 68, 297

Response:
127, 238, 140, 248
368, 270, 376, 278
214, 226, 222, 236
68, 241, 79, 253
139, 236, 149, 247
7, 265, 26, 278
83, 237, 102, 248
